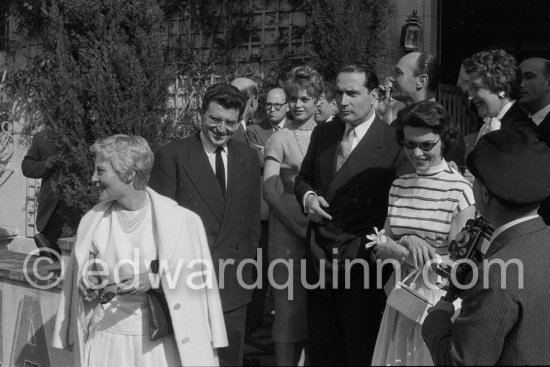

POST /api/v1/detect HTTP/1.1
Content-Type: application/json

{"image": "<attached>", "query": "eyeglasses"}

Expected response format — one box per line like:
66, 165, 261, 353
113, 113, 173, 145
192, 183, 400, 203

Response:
265, 103, 286, 111
207, 115, 239, 128
402, 138, 440, 152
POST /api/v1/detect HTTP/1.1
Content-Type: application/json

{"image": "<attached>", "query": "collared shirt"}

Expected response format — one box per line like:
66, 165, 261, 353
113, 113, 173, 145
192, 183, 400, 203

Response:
200, 131, 228, 188
344, 111, 376, 153
272, 118, 286, 132
481, 214, 539, 254
532, 103, 550, 126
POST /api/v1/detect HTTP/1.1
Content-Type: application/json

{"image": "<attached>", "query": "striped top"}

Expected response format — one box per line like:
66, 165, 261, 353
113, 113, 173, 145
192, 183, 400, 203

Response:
388, 160, 474, 241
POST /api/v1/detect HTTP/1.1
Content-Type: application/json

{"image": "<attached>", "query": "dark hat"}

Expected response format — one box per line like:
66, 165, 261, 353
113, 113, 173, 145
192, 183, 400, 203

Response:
466, 128, 550, 203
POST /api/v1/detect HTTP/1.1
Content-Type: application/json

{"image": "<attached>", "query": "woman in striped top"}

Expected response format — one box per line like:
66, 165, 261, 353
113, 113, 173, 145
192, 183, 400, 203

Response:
372, 101, 476, 366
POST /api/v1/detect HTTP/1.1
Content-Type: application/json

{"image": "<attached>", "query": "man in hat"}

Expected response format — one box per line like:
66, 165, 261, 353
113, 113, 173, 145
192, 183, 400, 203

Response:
422, 128, 550, 365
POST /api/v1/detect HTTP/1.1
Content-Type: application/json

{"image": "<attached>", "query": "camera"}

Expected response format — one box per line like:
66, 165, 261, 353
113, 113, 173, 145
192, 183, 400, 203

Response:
435, 217, 493, 301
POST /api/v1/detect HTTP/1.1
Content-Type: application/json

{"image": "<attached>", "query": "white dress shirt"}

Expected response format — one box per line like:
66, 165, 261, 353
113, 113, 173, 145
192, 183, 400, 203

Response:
532, 104, 550, 126
343, 112, 376, 153
200, 131, 228, 188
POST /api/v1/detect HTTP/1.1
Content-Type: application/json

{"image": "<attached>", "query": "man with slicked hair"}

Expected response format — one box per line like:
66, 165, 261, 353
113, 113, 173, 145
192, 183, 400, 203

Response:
389, 51, 465, 169
295, 64, 411, 365
231, 77, 259, 145
393, 51, 440, 104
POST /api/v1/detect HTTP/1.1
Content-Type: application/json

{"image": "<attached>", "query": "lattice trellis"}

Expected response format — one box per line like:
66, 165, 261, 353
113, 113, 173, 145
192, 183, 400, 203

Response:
161, 0, 313, 67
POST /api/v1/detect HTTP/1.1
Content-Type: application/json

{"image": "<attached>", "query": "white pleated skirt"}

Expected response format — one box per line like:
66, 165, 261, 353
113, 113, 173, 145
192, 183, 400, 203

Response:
84, 328, 182, 367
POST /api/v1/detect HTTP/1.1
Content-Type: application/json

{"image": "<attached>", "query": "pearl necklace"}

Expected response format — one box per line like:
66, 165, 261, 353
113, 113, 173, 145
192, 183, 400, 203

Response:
115, 197, 150, 233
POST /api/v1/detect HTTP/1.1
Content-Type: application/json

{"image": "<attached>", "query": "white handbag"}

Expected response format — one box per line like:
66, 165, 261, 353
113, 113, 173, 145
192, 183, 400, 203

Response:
386, 269, 433, 325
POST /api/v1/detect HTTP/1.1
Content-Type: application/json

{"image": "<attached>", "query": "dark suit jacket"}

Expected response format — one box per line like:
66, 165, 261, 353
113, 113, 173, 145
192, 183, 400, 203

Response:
246, 119, 278, 221
500, 101, 536, 132
422, 217, 550, 365
21, 129, 60, 232
232, 122, 250, 145
149, 132, 261, 312
294, 116, 412, 288
247, 119, 277, 150
537, 110, 550, 147
536, 112, 550, 225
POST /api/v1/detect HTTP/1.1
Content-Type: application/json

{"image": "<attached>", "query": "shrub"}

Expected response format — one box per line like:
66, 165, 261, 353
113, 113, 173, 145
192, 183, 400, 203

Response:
13, 0, 173, 231
309, 0, 393, 82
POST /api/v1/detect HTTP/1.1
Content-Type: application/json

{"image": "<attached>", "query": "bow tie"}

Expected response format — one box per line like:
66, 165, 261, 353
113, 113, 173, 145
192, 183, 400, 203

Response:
476, 118, 502, 143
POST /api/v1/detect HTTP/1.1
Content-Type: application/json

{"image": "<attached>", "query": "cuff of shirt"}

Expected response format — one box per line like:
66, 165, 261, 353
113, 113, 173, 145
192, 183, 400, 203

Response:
302, 191, 317, 214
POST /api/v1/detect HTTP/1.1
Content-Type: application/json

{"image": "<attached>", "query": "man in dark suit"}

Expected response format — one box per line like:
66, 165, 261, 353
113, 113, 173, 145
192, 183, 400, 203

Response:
149, 83, 261, 366
244, 86, 288, 333
294, 64, 411, 365
519, 57, 550, 224
422, 128, 550, 365
21, 128, 64, 255
231, 77, 258, 145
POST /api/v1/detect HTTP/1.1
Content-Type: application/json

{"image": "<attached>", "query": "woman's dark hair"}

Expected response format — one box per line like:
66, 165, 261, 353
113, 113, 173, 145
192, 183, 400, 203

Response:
395, 100, 459, 157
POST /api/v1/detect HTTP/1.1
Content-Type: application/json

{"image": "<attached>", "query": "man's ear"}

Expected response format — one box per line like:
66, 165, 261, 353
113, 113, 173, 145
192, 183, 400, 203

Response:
370, 87, 379, 100
480, 182, 492, 205
417, 74, 428, 89
330, 99, 338, 114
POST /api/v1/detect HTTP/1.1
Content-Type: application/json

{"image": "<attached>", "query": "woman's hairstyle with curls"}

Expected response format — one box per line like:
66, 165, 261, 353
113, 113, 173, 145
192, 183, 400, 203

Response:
462, 49, 520, 98
395, 100, 459, 157
90, 134, 154, 190
284, 65, 324, 100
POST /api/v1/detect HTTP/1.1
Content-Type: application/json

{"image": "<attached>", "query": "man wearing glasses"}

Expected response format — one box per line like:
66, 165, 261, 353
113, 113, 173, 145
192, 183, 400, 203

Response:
150, 83, 261, 367
248, 87, 289, 157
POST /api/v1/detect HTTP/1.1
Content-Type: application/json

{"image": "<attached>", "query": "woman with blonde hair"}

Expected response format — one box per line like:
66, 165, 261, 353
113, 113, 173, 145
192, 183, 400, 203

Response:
52, 134, 227, 366
263, 65, 323, 366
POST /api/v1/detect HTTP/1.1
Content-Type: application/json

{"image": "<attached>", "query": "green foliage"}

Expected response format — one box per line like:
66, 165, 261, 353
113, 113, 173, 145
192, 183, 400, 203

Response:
309, 0, 393, 82
13, 0, 173, 231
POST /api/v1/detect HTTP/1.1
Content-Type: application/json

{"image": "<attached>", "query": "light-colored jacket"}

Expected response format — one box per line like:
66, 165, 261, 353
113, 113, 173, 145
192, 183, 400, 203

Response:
52, 188, 228, 366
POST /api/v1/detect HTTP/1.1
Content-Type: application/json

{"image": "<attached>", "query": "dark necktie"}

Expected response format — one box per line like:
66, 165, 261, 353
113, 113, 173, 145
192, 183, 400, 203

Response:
215, 147, 225, 196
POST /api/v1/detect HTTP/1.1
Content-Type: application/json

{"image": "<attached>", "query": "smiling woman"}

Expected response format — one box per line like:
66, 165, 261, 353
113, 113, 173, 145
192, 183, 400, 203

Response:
52, 134, 227, 367
462, 49, 536, 142
372, 101, 476, 366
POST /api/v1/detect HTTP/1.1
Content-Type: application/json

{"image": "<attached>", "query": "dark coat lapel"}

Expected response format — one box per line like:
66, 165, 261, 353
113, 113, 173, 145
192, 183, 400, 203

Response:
538, 113, 550, 147
326, 117, 387, 201
185, 133, 225, 223
485, 217, 547, 258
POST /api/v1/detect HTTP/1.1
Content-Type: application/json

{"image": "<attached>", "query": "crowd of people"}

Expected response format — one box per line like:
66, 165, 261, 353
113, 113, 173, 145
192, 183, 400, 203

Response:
41, 48, 550, 367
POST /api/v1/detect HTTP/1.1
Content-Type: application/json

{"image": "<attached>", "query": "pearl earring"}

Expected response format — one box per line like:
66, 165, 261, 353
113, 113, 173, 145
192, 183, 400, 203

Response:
498, 91, 505, 98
